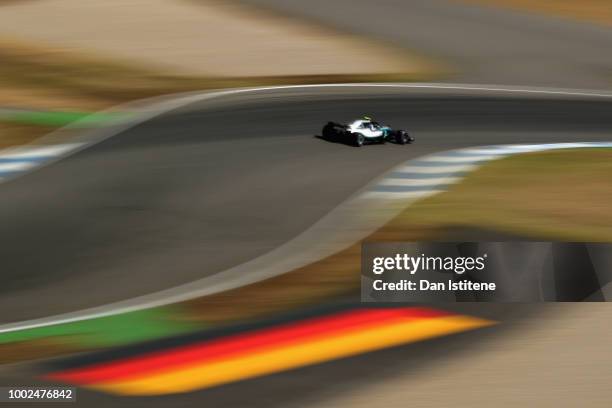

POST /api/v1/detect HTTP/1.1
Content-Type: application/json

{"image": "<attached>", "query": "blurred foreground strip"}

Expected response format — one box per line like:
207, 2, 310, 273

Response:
46, 307, 493, 396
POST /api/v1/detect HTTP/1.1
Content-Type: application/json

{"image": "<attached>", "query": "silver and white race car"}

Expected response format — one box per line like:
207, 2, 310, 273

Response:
322, 116, 414, 147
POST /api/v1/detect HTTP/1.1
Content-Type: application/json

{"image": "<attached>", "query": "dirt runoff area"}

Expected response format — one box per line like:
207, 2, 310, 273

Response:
0, 0, 436, 79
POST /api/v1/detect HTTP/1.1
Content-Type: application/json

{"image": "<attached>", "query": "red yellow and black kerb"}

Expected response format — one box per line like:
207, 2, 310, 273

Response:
45, 306, 493, 396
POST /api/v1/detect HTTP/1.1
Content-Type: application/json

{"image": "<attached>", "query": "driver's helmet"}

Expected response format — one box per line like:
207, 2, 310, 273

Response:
362, 116, 373, 122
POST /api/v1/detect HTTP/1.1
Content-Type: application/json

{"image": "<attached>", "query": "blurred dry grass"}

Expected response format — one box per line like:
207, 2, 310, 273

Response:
0, 123, 56, 149
0, 338, 73, 364
462, 0, 612, 25
0, 39, 223, 110
0, 39, 431, 109
185, 247, 360, 325
398, 149, 612, 241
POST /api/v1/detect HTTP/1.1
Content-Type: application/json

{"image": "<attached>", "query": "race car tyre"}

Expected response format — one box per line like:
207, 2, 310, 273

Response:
398, 131, 413, 144
322, 123, 335, 140
354, 133, 365, 147
396, 132, 407, 145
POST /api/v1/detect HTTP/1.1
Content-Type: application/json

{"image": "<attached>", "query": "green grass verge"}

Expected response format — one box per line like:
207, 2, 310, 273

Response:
0, 110, 131, 127
0, 306, 198, 348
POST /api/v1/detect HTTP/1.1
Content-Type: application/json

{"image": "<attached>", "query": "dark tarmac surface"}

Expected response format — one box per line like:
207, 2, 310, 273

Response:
1, 88, 612, 322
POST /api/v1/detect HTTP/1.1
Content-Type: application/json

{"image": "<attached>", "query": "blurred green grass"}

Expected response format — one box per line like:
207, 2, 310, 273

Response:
0, 307, 197, 349
0, 110, 130, 127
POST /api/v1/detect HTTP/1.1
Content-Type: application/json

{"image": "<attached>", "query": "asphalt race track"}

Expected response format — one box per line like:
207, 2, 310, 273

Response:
1, 85, 612, 324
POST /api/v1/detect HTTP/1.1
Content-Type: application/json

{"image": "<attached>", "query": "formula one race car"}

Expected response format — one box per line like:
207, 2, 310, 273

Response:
322, 116, 414, 147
